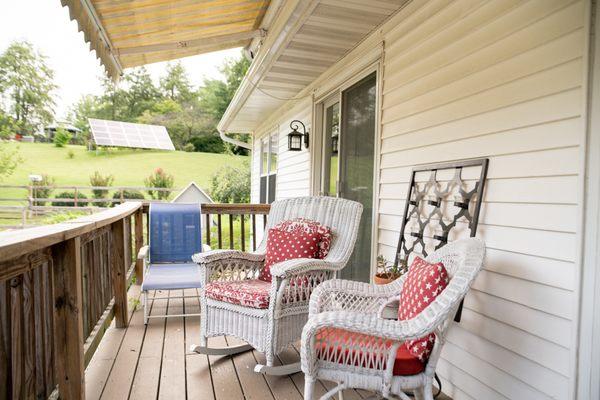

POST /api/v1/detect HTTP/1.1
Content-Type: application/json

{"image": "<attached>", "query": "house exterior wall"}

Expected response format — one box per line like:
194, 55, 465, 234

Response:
248, 1, 589, 399
250, 97, 313, 202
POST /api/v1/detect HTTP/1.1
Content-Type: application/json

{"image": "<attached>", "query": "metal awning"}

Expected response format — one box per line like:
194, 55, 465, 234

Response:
61, 0, 270, 79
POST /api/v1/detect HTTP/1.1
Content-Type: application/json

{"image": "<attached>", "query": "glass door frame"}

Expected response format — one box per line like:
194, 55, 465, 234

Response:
320, 94, 342, 197
310, 62, 383, 280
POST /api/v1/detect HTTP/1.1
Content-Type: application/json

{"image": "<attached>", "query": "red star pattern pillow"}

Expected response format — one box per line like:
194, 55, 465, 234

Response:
398, 256, 450, 363
258, 218, 332, 282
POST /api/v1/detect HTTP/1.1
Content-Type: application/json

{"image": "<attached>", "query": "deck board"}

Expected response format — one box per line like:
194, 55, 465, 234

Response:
183, 289, 215, 400
158, 290, 187, 400
128, 291, 166, 399
85, 284, 452, 400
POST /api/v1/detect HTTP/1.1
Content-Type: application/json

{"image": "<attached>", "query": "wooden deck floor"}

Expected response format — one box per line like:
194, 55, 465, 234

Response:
85, 285, 451, 400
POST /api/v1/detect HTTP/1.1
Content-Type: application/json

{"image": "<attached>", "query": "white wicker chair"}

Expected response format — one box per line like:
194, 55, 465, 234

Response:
190, 196, 363, 375
300, 238, 485, 400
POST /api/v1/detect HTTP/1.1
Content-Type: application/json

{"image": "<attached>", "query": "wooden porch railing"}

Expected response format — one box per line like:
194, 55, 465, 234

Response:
0, 201, 270, 399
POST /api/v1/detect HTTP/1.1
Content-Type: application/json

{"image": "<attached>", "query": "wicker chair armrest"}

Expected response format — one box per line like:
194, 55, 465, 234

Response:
192, 249, 265, 264
192, 250, 265, 283
309, 279, 402, 315
137, 245, 149, 260
269, 258, 342, 279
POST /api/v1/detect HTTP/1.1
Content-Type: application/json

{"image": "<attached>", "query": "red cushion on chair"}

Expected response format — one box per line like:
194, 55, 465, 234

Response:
258, 225, 325, 282
204, 279, 271, 309
315, 328, 426, 376
398, 256, 449, 362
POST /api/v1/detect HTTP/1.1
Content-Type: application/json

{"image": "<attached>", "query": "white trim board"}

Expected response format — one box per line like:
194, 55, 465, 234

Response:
577, 0, 600, 398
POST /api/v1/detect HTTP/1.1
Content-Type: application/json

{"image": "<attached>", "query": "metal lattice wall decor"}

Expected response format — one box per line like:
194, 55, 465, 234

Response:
394, 158, 489, 320
394, 158, 489, 269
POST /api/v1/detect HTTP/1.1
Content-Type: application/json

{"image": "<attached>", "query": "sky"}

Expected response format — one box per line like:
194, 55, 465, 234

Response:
0, 1, 242, 119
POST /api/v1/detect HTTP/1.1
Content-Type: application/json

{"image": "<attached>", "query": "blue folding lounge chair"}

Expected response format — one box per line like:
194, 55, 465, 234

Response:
137, 203, 207, 324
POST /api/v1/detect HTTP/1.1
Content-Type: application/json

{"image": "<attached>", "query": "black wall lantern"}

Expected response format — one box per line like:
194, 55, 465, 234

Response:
287, 120, 309, 151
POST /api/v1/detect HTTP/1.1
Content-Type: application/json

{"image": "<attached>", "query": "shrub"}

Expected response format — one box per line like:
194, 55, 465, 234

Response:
190, 135, 225, 154
31, 174, 55, 206
183, 143, 195, 152
144, 168, 174, 200
67, 149, 75, 159
112, 190, 145, 205
52, 191, 89, 207
53, 128, 72, 147
209, 160, 250, 203
89, 171, 114, 207
0, 145, 21, 182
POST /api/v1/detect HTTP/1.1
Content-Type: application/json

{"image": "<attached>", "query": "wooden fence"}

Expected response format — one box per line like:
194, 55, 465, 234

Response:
0, 184, 181, 206
0, 184, 181, 229
0, 201, 270, 399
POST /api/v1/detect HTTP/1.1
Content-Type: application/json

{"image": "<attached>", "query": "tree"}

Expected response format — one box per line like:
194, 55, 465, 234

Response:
0, 41, 56, 134
67, 94, 103, 140
138, 97, 214, 150
0, 109, 17, 139
209, 160, 250, 203
160, 62, 194, 103
198, 55, 251, 155
0, 145, 21, 182
123, 67, 161, 119
64, 51, 252, 154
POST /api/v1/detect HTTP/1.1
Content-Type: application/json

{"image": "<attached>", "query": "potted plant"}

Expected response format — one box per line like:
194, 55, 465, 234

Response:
374, 255, 401, 285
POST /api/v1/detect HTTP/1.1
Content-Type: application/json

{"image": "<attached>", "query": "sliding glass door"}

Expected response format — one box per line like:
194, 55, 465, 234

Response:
320, 72, 377, 282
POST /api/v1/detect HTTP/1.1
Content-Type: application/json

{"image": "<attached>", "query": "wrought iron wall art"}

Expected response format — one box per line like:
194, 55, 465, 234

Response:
393, 158, 489, 321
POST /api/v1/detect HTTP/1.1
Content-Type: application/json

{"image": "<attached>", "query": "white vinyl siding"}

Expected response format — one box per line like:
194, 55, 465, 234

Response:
377, 1, 585, 399
247, 0, 587, 399
252, 98, 313, 201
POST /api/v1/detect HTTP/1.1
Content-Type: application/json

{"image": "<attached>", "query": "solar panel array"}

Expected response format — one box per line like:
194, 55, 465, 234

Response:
88, 118, 175, 150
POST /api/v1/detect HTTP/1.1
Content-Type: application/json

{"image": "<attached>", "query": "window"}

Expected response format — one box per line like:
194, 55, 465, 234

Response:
260, 131, 278, 203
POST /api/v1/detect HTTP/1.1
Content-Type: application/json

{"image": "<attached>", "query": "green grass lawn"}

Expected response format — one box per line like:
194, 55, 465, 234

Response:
1, 142, 248, 203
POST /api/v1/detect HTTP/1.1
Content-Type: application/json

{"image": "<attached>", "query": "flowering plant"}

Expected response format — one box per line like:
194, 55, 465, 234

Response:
144, 168, 174, 200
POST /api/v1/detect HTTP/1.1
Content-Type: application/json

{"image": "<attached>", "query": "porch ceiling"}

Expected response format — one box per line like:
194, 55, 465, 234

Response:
219, 0, 407, 134
61, 0, 271, 79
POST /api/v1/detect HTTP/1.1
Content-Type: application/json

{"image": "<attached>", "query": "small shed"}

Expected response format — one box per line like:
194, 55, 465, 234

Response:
44, 122, 81, 142
171, 182, 213, 204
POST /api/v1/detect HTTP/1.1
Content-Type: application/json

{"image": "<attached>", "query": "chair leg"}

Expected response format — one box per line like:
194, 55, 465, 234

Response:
423, 382, 434, 400
304, 376, 316, 400
412, 387, 425, 400
143, 291, 149, 325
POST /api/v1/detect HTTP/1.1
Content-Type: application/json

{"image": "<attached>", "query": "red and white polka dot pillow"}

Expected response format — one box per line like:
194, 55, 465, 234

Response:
259, 218, 331, 282
398, 256, 450, 362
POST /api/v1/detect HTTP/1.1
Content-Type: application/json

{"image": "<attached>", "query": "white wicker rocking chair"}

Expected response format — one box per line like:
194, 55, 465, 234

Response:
190, 196, 363, 375
300, 238, 485, 400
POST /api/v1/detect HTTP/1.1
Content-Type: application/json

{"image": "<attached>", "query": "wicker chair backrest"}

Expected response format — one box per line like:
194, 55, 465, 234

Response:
256, 196, 363, 266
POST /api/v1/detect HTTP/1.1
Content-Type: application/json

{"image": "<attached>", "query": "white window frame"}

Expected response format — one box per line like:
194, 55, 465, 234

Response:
259, 129, 278, 203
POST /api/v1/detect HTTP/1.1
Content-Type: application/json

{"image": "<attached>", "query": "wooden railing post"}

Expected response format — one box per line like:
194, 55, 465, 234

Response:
52, 237, 85, 400
134, 209, 144, 284
110, 219, 128, 328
